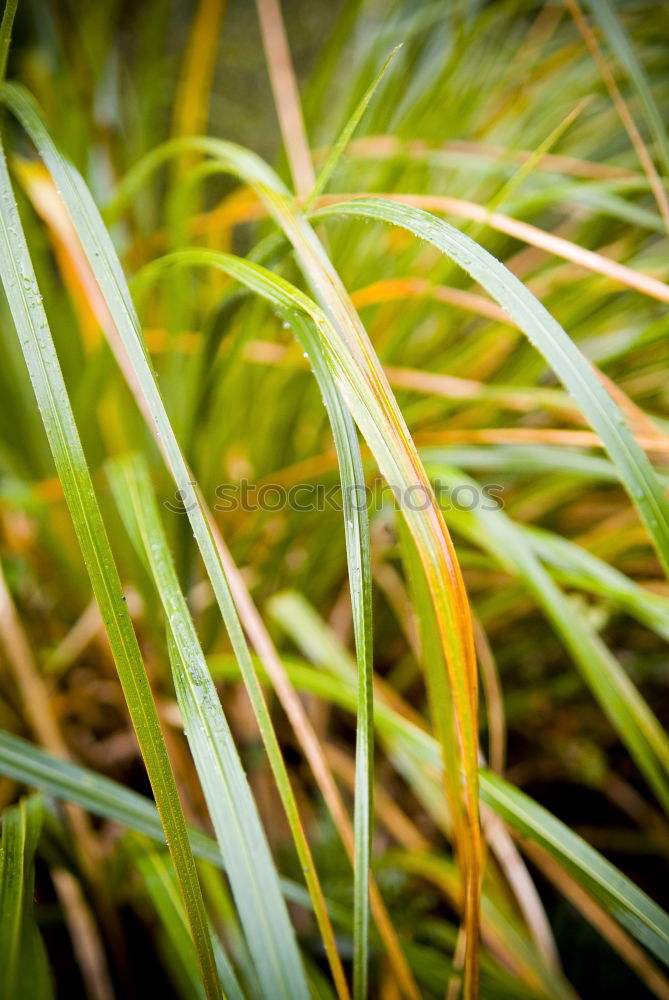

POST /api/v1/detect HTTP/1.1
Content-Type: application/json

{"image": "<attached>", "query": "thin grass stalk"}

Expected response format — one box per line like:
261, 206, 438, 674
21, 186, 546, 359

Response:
0, 795, 52, 999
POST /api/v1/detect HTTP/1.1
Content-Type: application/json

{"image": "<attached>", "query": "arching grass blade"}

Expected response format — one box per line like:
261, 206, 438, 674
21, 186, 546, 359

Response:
0, 137, 222, 1000
311, 197, 669, 578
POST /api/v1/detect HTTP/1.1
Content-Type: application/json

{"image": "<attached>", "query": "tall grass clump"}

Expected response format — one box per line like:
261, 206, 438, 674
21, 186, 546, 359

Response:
0, 0, 668, 997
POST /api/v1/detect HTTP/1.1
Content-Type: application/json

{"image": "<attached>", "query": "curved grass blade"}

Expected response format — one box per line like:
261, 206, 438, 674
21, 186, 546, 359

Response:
311, 197, 669, 578
0, 795, 53, 1000
136, 239, 477, 998
108, 452, 309, 1000
0, 140, 221, 1000
523, 525, 669, 642
255, 190, 482, 1000
0, 726, 283, 911
0, 81, 349, 1000
418, 443, 633, 484
0, 728, 219, 860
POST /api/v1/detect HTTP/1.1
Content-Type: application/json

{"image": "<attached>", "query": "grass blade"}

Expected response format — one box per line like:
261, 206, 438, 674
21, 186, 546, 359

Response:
304, 44, 402, 210
124, 835, 245, 1000
311, 197, 669, 577
258, 188, 482, 1000
285, 311, 374, 999
0, 0, 17, 83
522, 525, 669, 642
394, 516, 473, 994
0, 136, 221, 1000
0, 728, 229, 870
108, 452, 310, 1000
255, 0, 315, 197
480, 770, 669, 966
0, 81, 349, 1000
0, 727, 330, 920
0, 795, 53, 1000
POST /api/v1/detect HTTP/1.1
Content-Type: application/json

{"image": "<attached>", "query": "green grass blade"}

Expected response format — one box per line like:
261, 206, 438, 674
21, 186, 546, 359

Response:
0, 139, 222, 1000
311, 197, 669, 578
304, 44, 402, 210
0, 728, 214, 855
0, 729, 238, 875
257, 195, 482, 1000
108, 453, 309, 1000
0, 728, 322, 914
286, 312, 374, 999
105, 145, 483, 995
125, 835, 246, 1000
0, 795, 53, 1000
522, 525, 669, 642
0, 0, 17, 83
0, 82, 347, 1000
479, 770, 669, 966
